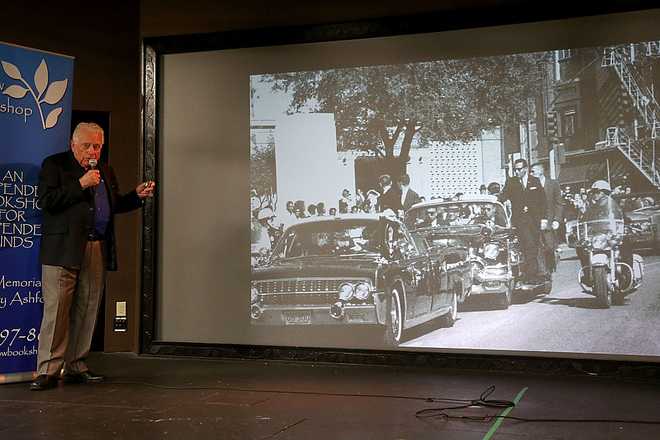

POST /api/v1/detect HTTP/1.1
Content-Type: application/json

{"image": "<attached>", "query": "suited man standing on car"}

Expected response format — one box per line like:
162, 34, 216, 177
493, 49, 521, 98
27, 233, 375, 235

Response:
531, 162, 563, 272
398, 174, 422, 212
498, 158, 547, 284
377, 174, 402, 214
30, 122, 155, 391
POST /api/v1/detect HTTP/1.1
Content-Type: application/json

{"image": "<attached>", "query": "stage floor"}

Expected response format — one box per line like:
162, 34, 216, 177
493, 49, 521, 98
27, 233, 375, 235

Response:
1, 352, 659, 439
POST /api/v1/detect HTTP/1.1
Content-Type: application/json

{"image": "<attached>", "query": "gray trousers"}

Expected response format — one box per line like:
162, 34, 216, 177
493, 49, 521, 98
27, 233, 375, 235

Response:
36, 241, 105, 376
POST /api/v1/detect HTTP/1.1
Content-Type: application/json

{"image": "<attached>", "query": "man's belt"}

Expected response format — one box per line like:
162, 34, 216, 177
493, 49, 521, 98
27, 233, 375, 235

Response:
87, 232, 105, 242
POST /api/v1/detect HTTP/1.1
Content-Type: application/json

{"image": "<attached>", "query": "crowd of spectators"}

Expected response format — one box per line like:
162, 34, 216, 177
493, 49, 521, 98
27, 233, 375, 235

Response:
251, 171, 657, 259
250, 174, 424, 255
560, 181, 656, 219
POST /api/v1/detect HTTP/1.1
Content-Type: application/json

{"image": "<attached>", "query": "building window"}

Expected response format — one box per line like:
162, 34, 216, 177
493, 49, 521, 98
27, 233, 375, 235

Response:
556, 49, 573, 61
553, 50, 572, 82
561, 110, 576, 138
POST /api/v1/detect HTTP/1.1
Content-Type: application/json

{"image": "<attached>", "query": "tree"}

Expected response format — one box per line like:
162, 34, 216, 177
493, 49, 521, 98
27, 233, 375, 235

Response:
250, 140, 277, 210
261, 52, 545, 167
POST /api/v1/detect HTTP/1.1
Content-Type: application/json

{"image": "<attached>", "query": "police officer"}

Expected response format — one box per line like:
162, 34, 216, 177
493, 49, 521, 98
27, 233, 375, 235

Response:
577, 180, 631, 286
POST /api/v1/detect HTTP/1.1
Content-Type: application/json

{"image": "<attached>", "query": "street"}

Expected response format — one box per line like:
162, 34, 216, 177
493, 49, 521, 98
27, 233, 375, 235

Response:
402, 249, 660, 358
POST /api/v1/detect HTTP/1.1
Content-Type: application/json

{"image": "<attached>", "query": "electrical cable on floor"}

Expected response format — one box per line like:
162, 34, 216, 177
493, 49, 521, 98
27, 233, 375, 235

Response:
415, 385, 515, 417
415, 385, 660, 426
96, 380, 660, 425
417, 412, 660, 425
100, 379, 473, 404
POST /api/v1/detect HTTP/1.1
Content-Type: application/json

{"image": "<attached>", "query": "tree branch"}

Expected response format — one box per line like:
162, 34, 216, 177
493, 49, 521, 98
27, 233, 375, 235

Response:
399, 119, 419, 163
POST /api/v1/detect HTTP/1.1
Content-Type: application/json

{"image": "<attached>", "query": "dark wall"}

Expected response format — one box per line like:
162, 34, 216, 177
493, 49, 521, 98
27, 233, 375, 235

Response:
2, 2, 141, 352
140, 0, 657, 38
141, 0, 478, 37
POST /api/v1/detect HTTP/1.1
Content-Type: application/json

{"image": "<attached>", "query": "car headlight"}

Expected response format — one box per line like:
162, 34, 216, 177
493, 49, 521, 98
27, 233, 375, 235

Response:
591, 234, 609, 250
251, 285, 260, 304
338, 283, 354, 301
483, 243, 500, 260
353, 282, 371, 301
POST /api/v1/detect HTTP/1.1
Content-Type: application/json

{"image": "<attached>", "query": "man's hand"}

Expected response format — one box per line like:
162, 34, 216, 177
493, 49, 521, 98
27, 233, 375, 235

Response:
79, 170, 101, 189
136, 180, 156, 199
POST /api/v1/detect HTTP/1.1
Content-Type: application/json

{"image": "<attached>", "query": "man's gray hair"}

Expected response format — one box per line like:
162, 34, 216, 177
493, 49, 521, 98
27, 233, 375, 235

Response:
72, 122, 104, 143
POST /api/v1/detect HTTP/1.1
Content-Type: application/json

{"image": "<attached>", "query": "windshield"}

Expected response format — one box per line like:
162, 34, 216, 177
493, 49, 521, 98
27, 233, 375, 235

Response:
578, 197, 624, 239
577, 219, 625, 240
272, 219, 383, 259
405, 202, 508, 229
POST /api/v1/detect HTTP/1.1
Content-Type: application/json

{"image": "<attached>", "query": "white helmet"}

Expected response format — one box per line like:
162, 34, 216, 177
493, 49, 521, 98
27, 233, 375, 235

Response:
590, 180, 611, 194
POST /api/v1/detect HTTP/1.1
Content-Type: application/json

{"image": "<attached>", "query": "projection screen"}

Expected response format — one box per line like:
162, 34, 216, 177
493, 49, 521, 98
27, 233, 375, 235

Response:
156, 9, 660, 361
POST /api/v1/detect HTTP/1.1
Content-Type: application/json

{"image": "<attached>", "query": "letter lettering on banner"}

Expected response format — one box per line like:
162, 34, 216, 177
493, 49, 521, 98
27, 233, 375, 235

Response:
0, 41, 74, 383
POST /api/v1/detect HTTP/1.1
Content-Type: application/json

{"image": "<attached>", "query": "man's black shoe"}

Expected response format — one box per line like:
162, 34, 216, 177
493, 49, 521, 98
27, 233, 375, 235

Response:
29, 374, 59, 391
62, 371, 104, 384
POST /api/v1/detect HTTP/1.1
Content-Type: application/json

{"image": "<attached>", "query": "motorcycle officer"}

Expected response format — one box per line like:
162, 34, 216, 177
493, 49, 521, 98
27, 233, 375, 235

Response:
577, 180, 633, 286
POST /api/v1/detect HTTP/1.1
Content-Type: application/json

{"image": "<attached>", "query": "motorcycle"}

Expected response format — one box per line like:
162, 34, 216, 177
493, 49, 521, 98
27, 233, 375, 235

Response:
576, 214, 643, 308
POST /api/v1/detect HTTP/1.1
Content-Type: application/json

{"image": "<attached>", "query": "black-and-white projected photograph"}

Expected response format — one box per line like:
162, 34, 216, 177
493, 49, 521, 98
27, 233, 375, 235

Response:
249, 40, 660, 357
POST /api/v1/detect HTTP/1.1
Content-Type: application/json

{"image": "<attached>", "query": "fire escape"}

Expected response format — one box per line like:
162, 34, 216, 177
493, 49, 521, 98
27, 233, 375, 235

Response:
601, 42, 660, 188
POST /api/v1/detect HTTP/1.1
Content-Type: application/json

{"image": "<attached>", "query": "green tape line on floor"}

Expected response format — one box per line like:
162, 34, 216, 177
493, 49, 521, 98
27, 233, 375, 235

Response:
482, 387, 529, 440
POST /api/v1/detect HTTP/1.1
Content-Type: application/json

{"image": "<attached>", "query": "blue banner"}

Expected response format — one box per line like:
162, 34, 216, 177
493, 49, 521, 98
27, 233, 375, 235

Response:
0, 41, 74, 381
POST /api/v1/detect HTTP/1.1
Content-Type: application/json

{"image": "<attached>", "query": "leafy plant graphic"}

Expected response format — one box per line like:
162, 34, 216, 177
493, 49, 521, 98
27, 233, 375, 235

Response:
1, 58, 68, 129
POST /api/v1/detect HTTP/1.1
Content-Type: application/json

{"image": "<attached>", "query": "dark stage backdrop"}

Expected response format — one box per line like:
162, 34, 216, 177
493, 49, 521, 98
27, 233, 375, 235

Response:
156, 9, 660, 361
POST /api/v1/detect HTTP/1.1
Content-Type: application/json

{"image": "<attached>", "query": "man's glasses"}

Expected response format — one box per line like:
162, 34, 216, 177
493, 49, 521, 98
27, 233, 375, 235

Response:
514, 167, 526, 172
79, 142, 102, 151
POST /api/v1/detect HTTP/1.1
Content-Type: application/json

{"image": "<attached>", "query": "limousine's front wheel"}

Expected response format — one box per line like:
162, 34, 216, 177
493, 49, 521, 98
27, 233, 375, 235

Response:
384, 284, 404, 347
497, 282, 513, 310
441, 286, 458, 327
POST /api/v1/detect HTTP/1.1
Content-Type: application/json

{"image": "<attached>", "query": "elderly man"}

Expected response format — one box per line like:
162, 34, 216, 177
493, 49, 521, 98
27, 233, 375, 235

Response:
31, 122, 155, 391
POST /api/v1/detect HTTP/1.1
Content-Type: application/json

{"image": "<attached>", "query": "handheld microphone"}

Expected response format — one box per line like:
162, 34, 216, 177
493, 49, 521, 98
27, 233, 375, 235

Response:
88, 159, 99, 194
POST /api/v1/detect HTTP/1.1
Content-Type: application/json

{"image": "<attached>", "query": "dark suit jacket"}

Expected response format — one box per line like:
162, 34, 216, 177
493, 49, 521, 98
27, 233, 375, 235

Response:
541, 177, 563, 222
401, 188, 421, 211
498, 174, 546, 226
377, 186, 402, 213
37, 151, 143, 271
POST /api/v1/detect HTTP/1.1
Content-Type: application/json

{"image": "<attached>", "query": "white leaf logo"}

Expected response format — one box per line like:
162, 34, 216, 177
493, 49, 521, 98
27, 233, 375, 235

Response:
1, 61, 23, 80
2, 84, 28, 99
1, 58, 68, 130
45, 107, 62, 129
43, 79, 68, 104
34, 59, 48, 97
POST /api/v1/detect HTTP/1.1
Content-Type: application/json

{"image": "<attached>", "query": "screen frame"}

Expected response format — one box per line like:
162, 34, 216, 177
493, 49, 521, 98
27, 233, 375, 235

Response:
140, 4, 660, 370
